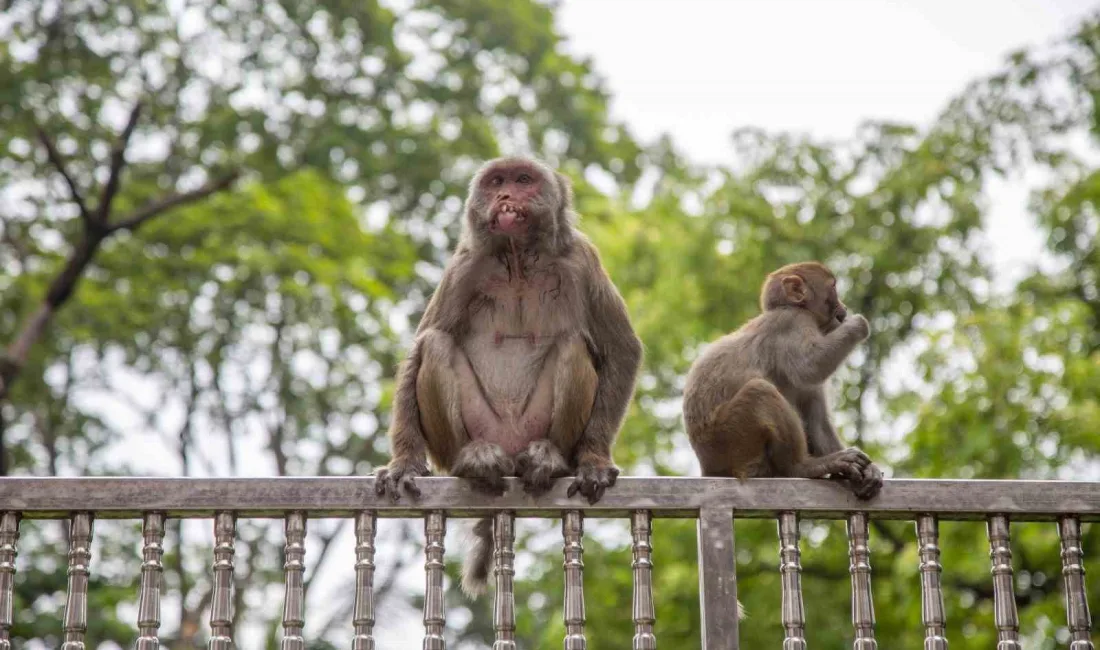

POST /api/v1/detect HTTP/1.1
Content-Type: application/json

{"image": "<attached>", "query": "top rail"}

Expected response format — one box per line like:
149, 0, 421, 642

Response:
0, 477, 1096, 520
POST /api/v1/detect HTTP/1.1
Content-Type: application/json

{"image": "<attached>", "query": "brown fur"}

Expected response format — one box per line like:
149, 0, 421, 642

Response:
375, 157, 642, 598
682, 261, 883, 498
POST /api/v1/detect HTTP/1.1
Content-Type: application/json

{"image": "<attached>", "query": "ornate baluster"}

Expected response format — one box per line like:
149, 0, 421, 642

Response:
847, 513, 877, 650
987, 515, 1021, 650
1058, 516, 1093, 650
352, 511, 378, 650
0, 513, 20, 650
208, 512, 237, 650
493, 512, 517, 650
916, 515, 947, 650
631, 510, 656, 650
778, 512, 806, 650
136, 513, 166, 650
62, 513, 94, 650
563, 511, 586, 650
282, 513, 307, 650
423, 511, 446, 650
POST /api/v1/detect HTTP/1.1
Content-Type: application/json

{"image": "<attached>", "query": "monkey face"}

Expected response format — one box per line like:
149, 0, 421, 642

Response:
470, 160, 557, 240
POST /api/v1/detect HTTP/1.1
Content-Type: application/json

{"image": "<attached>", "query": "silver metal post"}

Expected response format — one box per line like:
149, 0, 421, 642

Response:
847, 513, 877, 650
493, 512, 517, 650
352, 511, 378, 650
208, 512, 236, 650
987, 515, 1021, 650
62, 513, 94, 650
0, 513, 19, 650
697, 506, 738, 650
136, 513, 166, 650
1058, 516, 1094, 650
631, 510, 656, 650
916, 515, 947, 650
281, 512, 307, 650
778, 512, 806, 650
423, 511, 446, 650
563, 511, 587, 650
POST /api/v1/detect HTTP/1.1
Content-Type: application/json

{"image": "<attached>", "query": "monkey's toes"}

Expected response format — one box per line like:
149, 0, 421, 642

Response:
467, 472, 510, 497
567, 464, 620, 505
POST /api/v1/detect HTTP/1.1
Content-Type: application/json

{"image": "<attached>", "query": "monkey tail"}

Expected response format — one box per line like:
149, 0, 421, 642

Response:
461, 516, 494, 599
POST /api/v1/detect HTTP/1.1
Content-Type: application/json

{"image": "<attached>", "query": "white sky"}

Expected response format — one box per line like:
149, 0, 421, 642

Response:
557, 0, 1098, 282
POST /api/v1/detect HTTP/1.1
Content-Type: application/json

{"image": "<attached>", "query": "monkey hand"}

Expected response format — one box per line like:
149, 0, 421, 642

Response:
846, 314, 871, 341
853, 462, 884, 500
375, 458, 429, 501
452, 441, 515, 497
515, 440, 571, 496
567, 460, 620, 505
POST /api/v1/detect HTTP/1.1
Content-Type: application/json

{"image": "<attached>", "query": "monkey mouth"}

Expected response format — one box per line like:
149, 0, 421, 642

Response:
490, 203, 528, 234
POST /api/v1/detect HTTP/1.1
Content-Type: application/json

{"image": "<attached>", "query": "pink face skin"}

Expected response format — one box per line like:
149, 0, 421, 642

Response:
481, 163, 544, 236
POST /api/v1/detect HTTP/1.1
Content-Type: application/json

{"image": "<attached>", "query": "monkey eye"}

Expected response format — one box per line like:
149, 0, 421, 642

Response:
516, 173, 532, 184
490, 176, 504, 186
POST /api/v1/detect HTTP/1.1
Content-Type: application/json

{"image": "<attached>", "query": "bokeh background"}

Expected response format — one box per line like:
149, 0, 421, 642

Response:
2, 0, 1099, 647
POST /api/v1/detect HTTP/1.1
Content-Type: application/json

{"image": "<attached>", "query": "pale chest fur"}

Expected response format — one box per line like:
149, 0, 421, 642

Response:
464, 251, 584, 343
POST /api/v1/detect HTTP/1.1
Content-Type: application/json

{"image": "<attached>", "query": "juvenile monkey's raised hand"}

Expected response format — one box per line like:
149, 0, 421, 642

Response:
846, 313, 871, 340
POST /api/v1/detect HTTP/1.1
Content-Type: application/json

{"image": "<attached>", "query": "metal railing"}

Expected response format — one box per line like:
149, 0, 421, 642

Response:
0, 476, 1095, 649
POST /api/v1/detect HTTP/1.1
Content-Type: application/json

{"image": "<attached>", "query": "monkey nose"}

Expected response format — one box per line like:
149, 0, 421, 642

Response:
835, 306, 848, 322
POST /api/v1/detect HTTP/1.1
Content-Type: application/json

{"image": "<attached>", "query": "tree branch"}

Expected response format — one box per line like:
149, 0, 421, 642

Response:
97, 102, 143, 225
35, 126, 92, 225
107, 171, 240, 233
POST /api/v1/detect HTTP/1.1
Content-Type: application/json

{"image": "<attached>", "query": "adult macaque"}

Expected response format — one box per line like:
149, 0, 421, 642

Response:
682, 261, 883, 499
375, 156, 642, 596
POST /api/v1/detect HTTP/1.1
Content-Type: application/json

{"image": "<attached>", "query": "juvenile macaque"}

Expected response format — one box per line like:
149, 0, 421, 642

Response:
682, 261, 883, 499
375, 156, 642, 596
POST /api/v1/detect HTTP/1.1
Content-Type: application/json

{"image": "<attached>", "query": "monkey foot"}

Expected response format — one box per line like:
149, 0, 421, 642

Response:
852, 462, 884, 500
453, 441, 515, 496
810, 447, 871, 483
374, 460, 429, 501
515, 440, 570, 496
567, 462, 620, 505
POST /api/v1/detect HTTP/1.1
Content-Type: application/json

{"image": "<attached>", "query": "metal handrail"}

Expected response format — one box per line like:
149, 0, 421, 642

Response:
0, 476, 1093, 650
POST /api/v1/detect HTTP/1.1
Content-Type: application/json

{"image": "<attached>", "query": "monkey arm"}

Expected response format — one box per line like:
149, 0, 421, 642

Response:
376, 254, 476, 498
574, 246, 643, 467
787, 315, 869, 386
802, 388, 844, 455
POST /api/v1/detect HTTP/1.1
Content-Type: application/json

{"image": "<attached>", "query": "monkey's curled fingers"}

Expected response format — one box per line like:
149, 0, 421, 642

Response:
515, 440, 571, 496
848, 314, 871, 340
567, 462, 620, 505
854, 462, 884, 500
452, 441, 515, 497
822, 447, 872, 483
375, 461, 428, 501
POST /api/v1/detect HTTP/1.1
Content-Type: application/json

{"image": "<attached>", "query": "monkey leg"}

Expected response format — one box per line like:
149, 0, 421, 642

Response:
541, 338, 617, 503
414, 329, 472, 472
697, 377, 867, 483
693, 378, 802, 478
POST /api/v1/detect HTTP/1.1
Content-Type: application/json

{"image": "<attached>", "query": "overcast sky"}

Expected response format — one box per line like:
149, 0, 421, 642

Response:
555, 0, 1097, 283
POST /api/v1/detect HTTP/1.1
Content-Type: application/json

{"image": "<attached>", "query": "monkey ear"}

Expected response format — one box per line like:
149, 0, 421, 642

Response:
555, 171, 574, 209
781, 275, 807, 305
